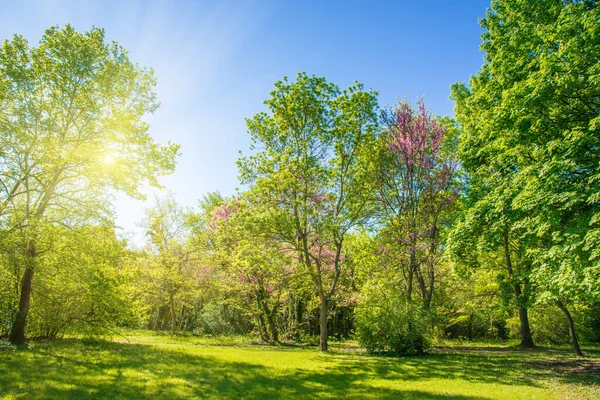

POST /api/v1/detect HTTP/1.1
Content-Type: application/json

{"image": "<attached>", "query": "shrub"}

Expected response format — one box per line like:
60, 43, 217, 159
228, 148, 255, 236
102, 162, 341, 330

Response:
355, 289, 430, 355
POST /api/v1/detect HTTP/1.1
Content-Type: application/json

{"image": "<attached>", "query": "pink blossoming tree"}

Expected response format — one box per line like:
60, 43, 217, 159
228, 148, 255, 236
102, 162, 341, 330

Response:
377, 99, 459, 309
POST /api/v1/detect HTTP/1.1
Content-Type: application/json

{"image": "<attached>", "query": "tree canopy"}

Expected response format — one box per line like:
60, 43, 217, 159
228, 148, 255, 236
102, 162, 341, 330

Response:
0, 25, 179, 344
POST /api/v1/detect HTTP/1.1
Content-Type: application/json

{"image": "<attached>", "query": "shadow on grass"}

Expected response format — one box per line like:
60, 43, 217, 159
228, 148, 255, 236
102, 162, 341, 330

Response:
0, 339, 597, 399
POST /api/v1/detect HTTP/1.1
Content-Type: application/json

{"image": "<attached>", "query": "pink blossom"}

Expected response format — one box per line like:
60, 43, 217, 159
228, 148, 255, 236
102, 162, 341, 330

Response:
209, 200, 240, 232
386, 99, 444, 169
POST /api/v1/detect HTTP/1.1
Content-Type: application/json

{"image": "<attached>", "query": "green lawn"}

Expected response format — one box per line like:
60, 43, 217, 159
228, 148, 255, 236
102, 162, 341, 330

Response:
0, 333, 598, 399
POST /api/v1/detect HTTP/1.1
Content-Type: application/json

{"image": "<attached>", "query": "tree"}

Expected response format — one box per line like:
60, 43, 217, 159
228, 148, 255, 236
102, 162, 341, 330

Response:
0, 25, 179, 344
376, 100, 459, 310
447, 173, 538, 348
451, 0, 600, 353
238, 73, 379, 350
209, 198, 293, 342
26, 225, 132, 339
1, 223, 132, 340
351, 231, 431, 355
141, 195, 197, 336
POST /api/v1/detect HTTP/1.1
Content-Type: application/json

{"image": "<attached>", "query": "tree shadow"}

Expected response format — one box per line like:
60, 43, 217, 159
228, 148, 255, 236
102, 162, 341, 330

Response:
323, 349, 600, 388
0, 340, 597, 399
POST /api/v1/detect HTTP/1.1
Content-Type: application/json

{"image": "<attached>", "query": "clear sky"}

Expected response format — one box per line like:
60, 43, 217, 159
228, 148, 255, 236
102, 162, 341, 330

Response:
0, 0, 489, 245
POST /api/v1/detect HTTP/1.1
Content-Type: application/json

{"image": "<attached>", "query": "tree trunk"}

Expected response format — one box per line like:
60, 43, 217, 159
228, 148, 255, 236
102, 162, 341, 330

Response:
416, 267, 433, 310
169, 291, 176, 336
267, 310, 279, 343
154, 305, 168, 330
425, 267, 434, 310
556, 300, 583, 357
9, 242, 36, 345
503, 232, 535, 348
257, 314, 268, 342
294, 298, 304, 339
407, 252, 415, 302
516, 296, 535, 348
259, 296, 279, 343
319, 294, 328, 351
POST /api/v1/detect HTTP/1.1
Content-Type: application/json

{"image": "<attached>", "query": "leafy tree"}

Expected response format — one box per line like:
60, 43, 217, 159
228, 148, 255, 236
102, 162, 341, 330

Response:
26, 225, 132, 339
447, 185, 538, 348
0, 25, 178, 344
140, 195, 198, 336
451, 0, 599, 354
238, 73, 379, 350
440, 257, 511, 340
376, 100, 459, 309
209, 198, 293, 342
0, 223, 132, 339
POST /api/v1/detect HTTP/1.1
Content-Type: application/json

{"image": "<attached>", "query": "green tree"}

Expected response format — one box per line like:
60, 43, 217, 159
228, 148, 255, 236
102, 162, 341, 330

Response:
140, 195, 198, 336
0, 25, 179, 344
238, 73, 379, 351
208, 198, 293, 342
351, 231, 431, 355
451, 0, 599, 354
25, 225, 132, 339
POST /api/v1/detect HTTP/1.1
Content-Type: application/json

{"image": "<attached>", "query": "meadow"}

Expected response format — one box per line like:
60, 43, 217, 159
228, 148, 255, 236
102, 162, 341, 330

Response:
1, 333, 599, 400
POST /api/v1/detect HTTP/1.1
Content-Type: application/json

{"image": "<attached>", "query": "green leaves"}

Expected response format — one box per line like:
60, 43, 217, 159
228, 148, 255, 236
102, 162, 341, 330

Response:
0, 25, 179, 341
238, 73, 380, 348
0, 24, 179, 226
451, 0, 600, 304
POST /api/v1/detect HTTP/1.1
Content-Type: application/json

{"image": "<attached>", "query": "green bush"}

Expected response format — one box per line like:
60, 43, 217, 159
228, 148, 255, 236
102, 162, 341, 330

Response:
355, 290, 429, 355
528, 304, 571, 345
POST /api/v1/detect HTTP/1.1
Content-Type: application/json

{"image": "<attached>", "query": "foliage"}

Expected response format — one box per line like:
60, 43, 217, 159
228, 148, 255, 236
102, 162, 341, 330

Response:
2, 1, 600, 359
376, 100, 459, 309
195, 302, 251, 335
350, 233, 428, 355
28, 226, 132, 339
133, 195, 204, 336
208, 197, 293, 342
452, 0, 600, 301
437, 265, 510, 340
0, 24, 178, 343
238, 72, 379, 350
1, 225, 132, 339
355, 293, 430, 355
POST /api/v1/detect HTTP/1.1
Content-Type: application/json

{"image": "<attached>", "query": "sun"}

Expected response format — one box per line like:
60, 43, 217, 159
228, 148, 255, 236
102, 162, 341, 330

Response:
102, 152, 118, 165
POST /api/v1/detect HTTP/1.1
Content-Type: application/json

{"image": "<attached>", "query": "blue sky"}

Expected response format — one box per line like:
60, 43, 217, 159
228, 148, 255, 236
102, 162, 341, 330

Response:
0, 0, 489, 245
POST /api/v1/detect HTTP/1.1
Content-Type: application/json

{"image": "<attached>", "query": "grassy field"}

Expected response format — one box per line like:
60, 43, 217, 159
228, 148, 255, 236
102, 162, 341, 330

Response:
1, 333, 599, 399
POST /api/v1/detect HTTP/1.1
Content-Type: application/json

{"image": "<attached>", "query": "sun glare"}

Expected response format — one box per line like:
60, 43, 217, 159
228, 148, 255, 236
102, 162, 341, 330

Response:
102, 152, 117, 165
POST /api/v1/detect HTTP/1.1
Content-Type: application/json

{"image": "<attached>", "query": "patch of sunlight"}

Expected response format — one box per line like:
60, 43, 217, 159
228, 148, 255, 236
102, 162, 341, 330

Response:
102, 152, 117, 165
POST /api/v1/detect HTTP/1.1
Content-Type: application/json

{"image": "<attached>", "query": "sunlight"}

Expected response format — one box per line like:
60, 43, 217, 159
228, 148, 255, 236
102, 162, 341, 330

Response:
102, 151, 119, 166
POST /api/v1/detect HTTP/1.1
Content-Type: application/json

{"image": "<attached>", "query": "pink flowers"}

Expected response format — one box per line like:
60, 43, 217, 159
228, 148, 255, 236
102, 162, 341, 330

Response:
380, 99, 460, 265
309, 238, 344, 272
266, 283, 274, 294
386, 100, 444, 169
208, 200, 240, 232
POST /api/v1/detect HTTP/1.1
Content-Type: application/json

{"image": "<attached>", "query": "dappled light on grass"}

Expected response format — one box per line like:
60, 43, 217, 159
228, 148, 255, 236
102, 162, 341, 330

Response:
0, 336, 599, 399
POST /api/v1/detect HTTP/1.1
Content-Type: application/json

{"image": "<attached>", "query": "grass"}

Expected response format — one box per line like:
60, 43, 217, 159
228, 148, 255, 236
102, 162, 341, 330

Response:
0, 332, 599, 399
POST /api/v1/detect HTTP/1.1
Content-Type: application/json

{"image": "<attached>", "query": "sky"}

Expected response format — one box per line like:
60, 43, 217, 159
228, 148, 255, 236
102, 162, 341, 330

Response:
0, 0, 490, 245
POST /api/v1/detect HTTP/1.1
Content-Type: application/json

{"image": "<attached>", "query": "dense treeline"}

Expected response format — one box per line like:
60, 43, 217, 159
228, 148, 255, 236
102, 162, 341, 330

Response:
1, 0, 599, 356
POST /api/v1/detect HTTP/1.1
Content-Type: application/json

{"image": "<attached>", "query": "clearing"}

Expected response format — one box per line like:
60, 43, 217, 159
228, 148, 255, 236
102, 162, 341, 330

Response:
0, 333, 598, 399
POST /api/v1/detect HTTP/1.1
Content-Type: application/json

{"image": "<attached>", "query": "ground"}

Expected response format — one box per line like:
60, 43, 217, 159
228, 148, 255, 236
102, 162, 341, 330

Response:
0, 332, 598, 399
